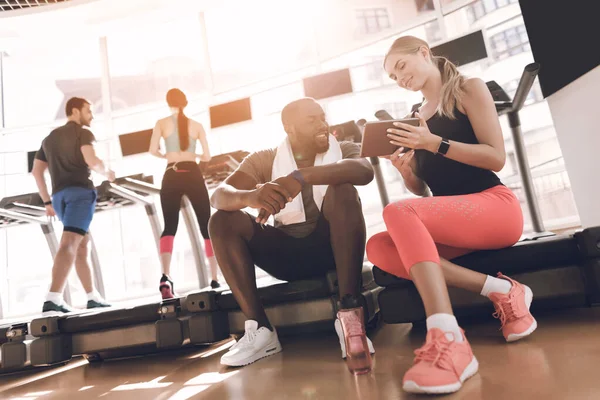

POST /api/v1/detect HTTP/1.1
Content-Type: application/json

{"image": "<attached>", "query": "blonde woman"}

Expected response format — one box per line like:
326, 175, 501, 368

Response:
366, 36, 536, 394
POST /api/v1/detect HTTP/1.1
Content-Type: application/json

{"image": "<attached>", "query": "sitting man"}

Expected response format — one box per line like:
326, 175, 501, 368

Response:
209, 98, 376, 374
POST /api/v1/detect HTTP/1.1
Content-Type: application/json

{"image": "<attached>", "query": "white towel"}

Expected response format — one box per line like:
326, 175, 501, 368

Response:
271, 134, 342, 225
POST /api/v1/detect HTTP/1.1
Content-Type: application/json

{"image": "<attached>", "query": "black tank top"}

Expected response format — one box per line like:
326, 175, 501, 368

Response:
413, 107, 502, 197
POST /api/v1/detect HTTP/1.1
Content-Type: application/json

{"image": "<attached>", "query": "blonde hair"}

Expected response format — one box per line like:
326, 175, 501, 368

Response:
384, 35, 465, 119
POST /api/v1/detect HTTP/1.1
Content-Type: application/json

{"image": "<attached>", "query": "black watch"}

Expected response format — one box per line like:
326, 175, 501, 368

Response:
437, 138, 450, 156
44, 201, 52, 206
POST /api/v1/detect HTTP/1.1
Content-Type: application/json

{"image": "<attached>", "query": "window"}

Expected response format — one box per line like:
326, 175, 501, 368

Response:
107, 16, 209, 112
0, 50, 5, 128
415, 0, 435, 12
356, 8, 391, 35
205, 0, 316, 93
466, 0, 518, 24
490, 25, 530, 60
502, 79, 543, 106
1, 38, 102, 128
424, 20, 444, 44
375, 102, 410, 119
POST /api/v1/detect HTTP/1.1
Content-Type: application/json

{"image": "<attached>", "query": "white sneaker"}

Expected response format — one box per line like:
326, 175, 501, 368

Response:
220, 320, 282, 367
335, 318, 375, 359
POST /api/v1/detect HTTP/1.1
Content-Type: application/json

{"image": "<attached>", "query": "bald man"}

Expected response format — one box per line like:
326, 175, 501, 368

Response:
209, 98, 375, 372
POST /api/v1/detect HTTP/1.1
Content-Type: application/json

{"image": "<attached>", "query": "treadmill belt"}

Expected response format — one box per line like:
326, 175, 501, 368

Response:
218, 279, 332, 310
33, 303, 162, 335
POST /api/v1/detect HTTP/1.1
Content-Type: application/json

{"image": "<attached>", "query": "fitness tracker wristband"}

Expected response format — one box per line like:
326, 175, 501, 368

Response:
437, 138, 450, 156
44, 201, 52, 206
290, 170, 306, 188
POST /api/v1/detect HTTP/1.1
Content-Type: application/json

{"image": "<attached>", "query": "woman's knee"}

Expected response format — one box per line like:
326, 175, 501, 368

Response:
382, 200, 416, 225
366, 232, 410, 280
366, 232, 390, 263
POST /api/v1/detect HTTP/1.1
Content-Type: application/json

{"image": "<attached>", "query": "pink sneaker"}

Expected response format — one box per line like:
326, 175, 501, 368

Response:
403, 328, 479, 394
159, 275, 175, 300
337, 307, 372, 375
489, 273, 537, 342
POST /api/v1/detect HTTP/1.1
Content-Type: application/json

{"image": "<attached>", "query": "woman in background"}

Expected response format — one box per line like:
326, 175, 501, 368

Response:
150, 88, 221, 298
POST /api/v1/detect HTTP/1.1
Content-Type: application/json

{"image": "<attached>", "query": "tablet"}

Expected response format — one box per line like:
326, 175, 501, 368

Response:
359, 118, 420, 157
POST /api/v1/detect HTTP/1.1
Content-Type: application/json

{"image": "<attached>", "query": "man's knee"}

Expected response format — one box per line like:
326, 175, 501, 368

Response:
323, 184, 362, 218
76, 236, 90, 259
325, 183, 360, 207
208, 210, 252, 239
59, 232, 84, 254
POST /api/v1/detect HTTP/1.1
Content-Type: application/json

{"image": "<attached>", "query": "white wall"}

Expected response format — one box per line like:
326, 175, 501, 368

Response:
547, 65, 600, 228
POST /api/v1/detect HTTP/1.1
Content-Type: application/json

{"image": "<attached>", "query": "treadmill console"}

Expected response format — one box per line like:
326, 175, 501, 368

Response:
486, 80, 511, 102
201, 150, 250, 189
96, 174, 155, 212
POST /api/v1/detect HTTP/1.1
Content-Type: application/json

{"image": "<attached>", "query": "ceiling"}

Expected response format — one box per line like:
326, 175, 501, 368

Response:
0, 0, 72, 12
0, 0, 227, 42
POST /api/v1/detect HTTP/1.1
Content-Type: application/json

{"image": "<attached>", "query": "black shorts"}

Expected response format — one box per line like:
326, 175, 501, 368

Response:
246, 213, 336, 282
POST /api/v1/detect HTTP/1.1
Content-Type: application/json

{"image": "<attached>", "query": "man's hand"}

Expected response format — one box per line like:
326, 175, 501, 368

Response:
247, 182, 292, 224
45, 204, 56, 217
255, 175, 302, 224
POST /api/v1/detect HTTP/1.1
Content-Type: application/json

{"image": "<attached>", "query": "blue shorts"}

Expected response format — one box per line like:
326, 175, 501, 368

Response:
52, 187, 97, 236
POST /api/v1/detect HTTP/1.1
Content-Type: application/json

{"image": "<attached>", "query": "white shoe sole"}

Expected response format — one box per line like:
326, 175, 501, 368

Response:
220, 339, 282, 367
334, 319, 375, 359
506, 285, 538, 342
41, 310, 65, 317
403, 356, 479, 394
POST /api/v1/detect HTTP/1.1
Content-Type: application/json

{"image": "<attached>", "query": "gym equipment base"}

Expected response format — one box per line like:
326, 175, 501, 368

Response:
27, 297, 230, 366
373, 227, 600, 324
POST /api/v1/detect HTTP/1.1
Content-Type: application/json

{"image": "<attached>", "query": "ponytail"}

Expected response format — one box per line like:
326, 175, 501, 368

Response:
177, 107, 190, 151
434, 56, 466, 120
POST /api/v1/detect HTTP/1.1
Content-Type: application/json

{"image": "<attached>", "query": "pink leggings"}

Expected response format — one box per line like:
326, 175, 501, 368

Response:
366, 185, 523, 280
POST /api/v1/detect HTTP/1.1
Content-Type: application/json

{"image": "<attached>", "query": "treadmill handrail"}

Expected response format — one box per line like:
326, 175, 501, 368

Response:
375, 110, 394, 121
118, 177, 161, 196
102, 182, 154, 206
0, 208, 50, 225
9, 202, 47, 216
511, 63, 540, 112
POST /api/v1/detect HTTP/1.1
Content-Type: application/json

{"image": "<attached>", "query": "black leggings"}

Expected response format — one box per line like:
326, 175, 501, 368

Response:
160, 162, 211, 254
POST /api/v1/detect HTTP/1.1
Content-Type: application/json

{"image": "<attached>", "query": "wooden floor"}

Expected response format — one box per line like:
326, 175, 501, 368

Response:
1, 307, 599, 400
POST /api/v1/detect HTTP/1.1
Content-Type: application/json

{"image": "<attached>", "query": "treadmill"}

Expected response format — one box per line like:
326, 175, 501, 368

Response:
375, 227, 600, 324
25, 176, 230, 367
372, 64, 600, 324
0, 191, 81, 373
116, 175, 210, 288
185, 266, 383, 337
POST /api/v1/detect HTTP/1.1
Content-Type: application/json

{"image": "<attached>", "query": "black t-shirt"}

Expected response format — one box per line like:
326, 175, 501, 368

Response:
35, 121, 96, 195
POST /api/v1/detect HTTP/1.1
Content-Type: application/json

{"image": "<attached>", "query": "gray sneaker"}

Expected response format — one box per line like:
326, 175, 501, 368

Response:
42, 301, 73, 314
87, 299, 111, 309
